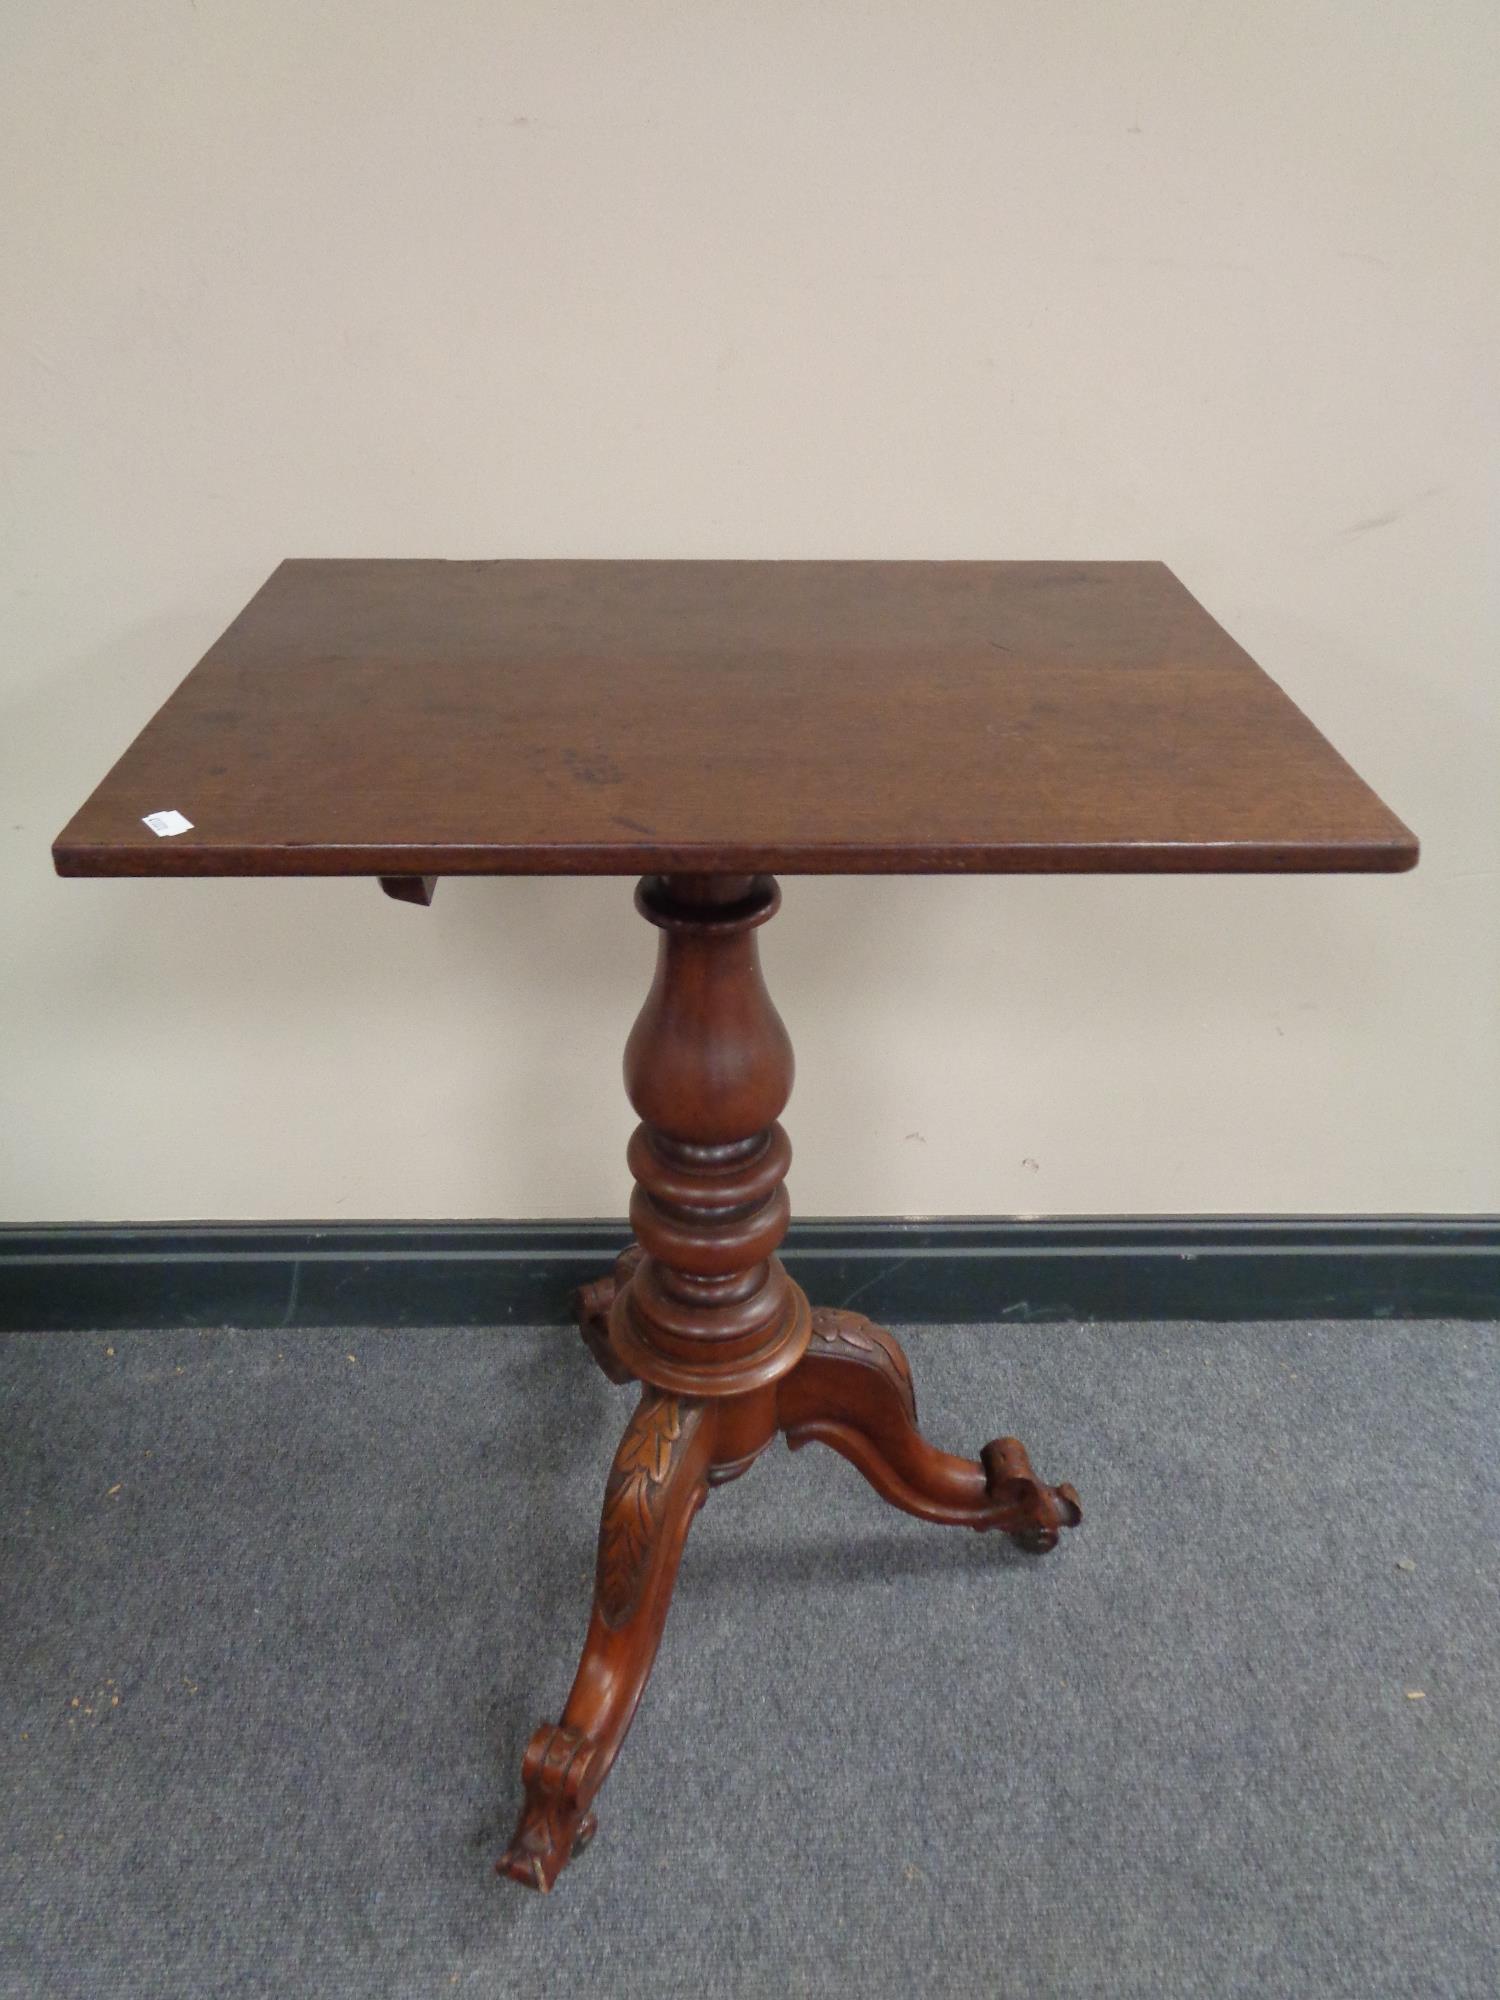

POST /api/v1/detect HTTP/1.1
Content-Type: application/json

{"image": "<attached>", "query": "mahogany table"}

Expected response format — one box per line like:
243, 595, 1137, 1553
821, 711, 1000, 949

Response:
54, 559, 1416, 1893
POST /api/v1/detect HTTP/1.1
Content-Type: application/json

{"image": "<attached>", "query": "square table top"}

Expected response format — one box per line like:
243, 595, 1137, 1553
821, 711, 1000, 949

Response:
53, 559, 1416, 879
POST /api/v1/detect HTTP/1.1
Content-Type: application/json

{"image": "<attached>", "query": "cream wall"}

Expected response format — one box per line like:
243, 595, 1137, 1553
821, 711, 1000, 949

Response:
3, 1, 1496, 1223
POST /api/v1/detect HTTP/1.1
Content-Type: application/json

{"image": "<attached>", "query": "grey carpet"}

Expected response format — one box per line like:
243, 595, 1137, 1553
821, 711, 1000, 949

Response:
2, 1317, 1497, 2000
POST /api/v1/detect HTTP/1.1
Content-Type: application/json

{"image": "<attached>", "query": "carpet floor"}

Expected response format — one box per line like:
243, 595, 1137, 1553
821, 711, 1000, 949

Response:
2, 1317, 1497, 1999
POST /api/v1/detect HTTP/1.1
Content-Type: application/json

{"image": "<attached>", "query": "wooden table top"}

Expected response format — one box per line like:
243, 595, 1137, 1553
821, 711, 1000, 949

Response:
53, 559, 1416, 878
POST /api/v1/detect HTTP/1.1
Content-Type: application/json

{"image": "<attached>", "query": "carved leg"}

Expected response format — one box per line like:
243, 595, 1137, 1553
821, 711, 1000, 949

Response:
777, 1309, 1081, 1552
498, 1385, 712, 1891
572, 1244, 643, 1385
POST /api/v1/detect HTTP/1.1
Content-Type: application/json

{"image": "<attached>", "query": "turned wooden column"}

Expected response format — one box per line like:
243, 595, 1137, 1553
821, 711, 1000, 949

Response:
609, 873, 812, 1462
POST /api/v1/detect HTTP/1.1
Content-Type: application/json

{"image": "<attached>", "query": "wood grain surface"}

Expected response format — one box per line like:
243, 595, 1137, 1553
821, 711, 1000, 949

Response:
52, 559, 1416, 876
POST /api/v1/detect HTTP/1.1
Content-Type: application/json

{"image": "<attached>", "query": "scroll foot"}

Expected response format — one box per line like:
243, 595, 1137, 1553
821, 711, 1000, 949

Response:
497, 1725, 600, 1893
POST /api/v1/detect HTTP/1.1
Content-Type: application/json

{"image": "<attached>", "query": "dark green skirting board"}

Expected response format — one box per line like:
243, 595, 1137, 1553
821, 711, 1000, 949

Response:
1, 1218, 1495, 1331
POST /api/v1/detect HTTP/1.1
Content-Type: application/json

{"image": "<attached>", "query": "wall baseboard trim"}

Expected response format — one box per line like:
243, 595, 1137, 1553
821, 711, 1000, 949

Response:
1, 1218, 1496, 1331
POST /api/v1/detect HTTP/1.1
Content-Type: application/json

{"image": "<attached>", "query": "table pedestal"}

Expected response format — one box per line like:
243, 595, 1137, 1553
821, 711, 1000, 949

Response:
498, 874, 1081, 1893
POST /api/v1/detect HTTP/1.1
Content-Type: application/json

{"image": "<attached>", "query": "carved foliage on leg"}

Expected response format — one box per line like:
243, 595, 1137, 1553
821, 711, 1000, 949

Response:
498, 1387, 710, 1892
598, 1389, 685, 1628
807, 1307, 917, 1424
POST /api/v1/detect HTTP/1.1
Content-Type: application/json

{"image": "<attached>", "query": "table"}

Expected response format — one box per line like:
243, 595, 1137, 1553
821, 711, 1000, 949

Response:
53, 559, 1417, 1892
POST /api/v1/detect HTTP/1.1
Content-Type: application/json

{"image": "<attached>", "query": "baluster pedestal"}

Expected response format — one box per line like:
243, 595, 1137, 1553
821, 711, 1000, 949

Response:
497, 873, 1081, 1893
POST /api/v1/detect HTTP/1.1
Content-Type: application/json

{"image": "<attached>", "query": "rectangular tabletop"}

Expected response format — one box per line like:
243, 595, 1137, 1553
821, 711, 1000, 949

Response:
52, 560, 1416, 877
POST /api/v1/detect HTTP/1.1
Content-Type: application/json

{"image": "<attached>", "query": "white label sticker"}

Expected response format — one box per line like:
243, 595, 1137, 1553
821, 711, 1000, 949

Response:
142, 810, 193, 837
